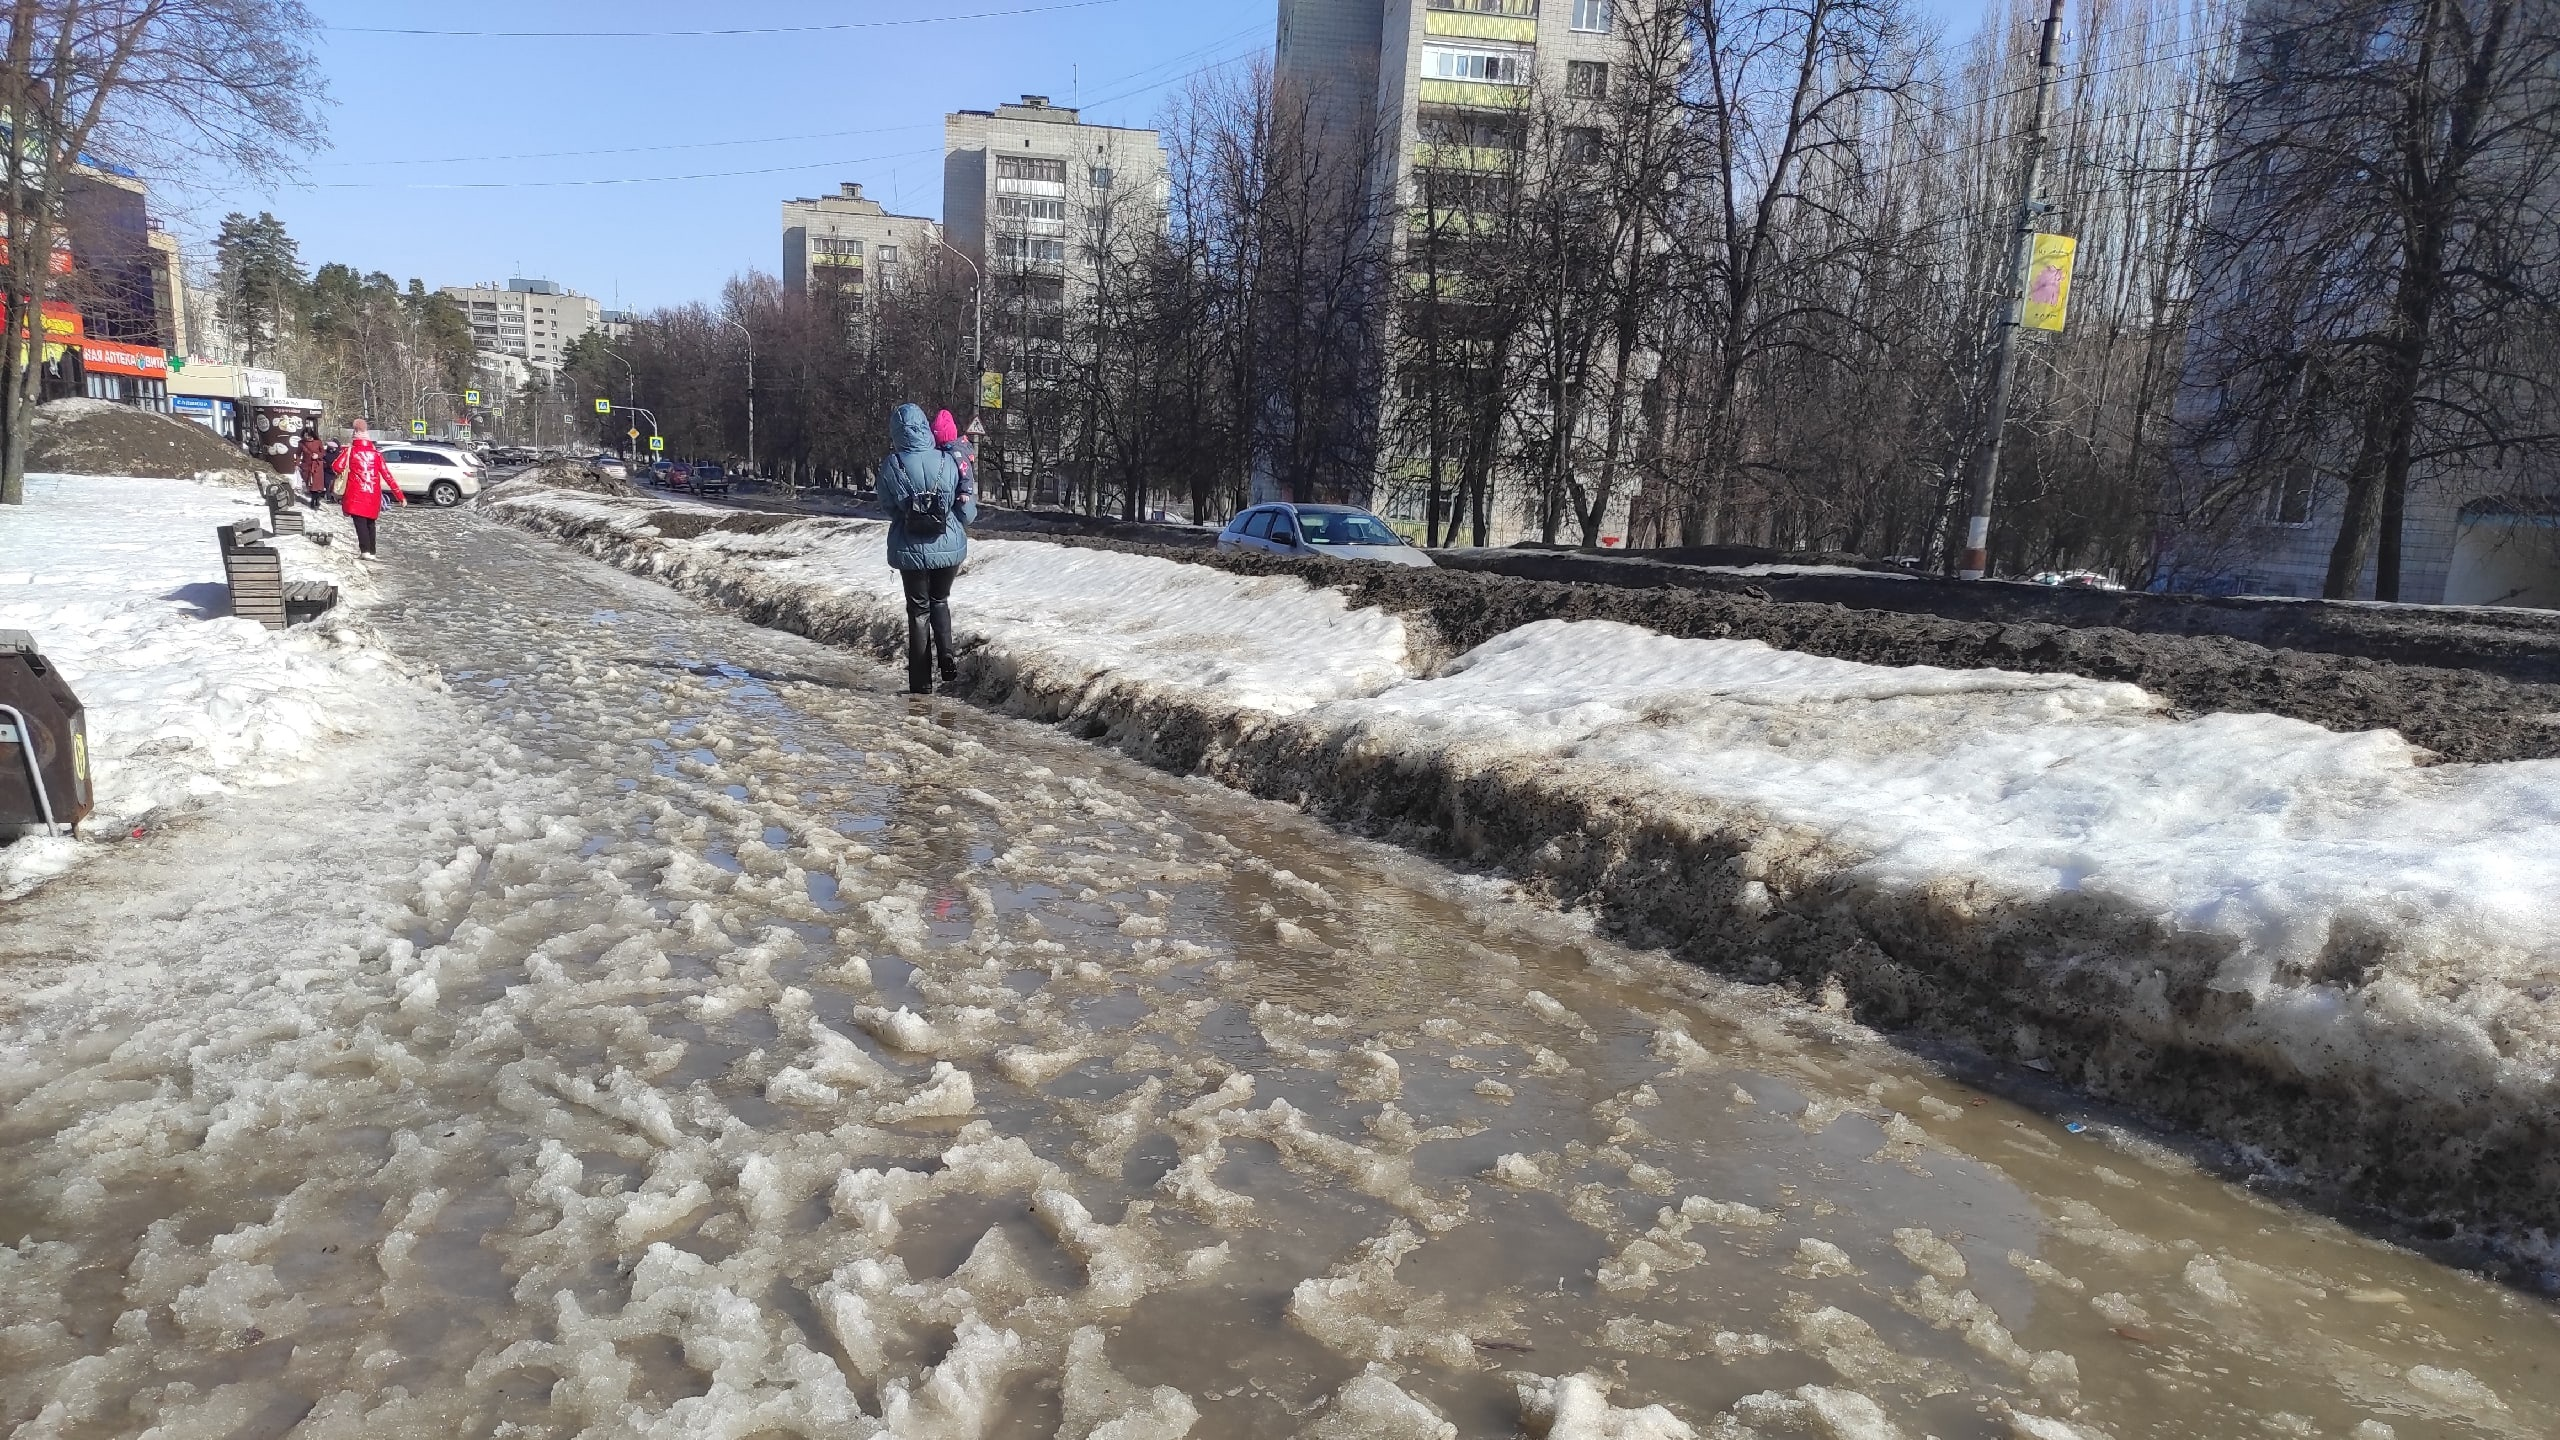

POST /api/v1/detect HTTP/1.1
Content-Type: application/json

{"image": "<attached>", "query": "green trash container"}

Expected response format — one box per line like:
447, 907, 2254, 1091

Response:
0, 629, 92, 838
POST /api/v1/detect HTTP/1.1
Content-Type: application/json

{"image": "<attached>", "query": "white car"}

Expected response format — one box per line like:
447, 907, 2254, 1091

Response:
1216, 503, 1436, 567
379, 443, 483, 508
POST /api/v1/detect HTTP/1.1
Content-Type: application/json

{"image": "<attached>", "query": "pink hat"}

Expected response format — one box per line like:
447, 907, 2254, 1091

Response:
933, 410, 960, 447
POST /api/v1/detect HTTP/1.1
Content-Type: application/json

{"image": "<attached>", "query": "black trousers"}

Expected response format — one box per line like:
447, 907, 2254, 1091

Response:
351, 515, 379, 556
900, 566, 958, 693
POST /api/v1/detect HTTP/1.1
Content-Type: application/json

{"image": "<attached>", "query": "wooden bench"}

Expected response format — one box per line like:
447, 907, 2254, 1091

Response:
217, 522, 339, 630
261, 480, 307, 536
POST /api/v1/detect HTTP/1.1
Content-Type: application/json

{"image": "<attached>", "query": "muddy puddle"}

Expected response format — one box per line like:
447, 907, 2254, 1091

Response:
0, 515, 2552, 1439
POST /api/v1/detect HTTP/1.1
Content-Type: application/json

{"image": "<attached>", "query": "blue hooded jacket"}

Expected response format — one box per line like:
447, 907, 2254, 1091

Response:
878, 402, 977, 571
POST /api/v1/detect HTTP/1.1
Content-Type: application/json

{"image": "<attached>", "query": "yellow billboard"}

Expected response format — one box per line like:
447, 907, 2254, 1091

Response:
2021, 234, 2077, 333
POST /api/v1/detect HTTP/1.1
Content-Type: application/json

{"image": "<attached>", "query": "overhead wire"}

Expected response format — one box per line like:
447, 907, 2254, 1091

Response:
331, 0, 1131, 40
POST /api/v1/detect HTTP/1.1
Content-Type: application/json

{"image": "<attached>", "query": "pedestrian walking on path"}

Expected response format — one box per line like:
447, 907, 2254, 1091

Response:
879, 402, 977, 695
296, 432, 328, 508
332, 420, 406, 562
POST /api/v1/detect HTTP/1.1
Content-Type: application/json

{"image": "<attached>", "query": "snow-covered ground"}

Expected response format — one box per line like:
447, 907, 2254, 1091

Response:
0, 473, 416, 896
7, 510, 2549, 1439
490, 483, 2560, 1233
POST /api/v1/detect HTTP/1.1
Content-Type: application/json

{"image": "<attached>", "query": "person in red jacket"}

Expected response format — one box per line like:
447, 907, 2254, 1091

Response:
332, 420, 405, 562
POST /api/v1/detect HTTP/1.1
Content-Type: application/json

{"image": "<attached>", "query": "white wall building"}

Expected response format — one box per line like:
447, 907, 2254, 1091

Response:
439, 278, 602, 376
781, 182, 941, 301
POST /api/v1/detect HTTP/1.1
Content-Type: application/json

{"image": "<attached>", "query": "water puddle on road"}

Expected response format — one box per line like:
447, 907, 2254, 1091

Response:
1, 515, 2552, 1439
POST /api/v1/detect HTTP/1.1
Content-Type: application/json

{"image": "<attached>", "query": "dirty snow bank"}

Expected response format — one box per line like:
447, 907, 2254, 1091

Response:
0, 473, 416, 895
486, 483, 1411, 714
489, 483, 2560, 1237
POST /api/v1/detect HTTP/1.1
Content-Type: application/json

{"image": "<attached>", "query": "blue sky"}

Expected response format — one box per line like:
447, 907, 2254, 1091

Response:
187, 0, 1980, 311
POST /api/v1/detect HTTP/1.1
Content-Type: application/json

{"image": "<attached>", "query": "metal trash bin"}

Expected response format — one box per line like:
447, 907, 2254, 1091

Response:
0, 630, 93, 838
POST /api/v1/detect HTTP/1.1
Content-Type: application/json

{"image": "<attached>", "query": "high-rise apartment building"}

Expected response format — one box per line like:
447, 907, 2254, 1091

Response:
1270, 1, 1634, 514
781, 182, 941, 300
944, 95, 1166, 289
1279, 0, 1625, 208
440, 279, 602, 376
944, 96, 1166, 491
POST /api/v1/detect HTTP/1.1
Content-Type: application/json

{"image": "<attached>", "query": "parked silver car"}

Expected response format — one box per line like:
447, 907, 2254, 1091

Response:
1215, 504, 1435, 568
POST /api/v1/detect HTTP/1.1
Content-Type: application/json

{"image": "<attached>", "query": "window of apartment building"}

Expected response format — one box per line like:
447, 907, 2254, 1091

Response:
996, 156, 1070, 184
995, 235, 1068, 265
876, 245, 900, 264
1418, 107, 1525, 151
813, 235, 865, 258
1424, 45, 1531, 85
1572, 0, 1614, 30
1091, 167, 1113, 188
1565, 60, 1610, 98
2272, 463, 2318, 525
1426, 0, 1536, 16
1418, 169, 1516, 214
998, 196, 1069, 228
1562, 126, 1606, 165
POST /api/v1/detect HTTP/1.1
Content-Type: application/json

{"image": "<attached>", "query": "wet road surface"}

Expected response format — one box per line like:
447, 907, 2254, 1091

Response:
1, 511, 2553, 1438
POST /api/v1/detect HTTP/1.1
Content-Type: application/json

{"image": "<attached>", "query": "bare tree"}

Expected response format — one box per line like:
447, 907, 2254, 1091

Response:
1, 0, 325, 504
2183, 0, 2560, 599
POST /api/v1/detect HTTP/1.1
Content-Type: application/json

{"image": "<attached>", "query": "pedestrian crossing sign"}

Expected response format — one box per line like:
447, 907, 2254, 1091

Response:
410, 420, 428, 436
595, 398, 612, 414
648, 436, 665, 453
464, 389, 482, 406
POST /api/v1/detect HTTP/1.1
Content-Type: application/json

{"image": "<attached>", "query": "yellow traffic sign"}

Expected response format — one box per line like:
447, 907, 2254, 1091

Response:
627, 427, 640, 440
979, 370, 1005, 411
464, 389, 482, 406
648, 436, 665, 453
595, 398, 612, 414
410, 419, 429, 436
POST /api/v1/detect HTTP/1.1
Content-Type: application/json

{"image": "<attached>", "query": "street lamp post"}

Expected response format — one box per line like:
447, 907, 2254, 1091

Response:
719, 313, 756, 481
934, 236, 985, 403
602, 345, 636, 459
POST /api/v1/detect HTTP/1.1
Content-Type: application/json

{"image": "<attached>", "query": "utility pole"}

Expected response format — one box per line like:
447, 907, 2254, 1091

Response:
720, 314, 756, 479
1958, 0, 2067, 581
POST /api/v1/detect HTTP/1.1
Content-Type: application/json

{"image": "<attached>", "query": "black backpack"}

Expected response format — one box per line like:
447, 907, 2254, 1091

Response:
891, 452, 950, 540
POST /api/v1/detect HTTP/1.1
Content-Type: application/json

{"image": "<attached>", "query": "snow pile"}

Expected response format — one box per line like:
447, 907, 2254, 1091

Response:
0, 473, 408, 895
485, 485, 1412, 717
484, 481, 2560, 1229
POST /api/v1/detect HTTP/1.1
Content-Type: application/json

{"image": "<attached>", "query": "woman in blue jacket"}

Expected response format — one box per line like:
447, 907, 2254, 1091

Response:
878, 402, 979, 694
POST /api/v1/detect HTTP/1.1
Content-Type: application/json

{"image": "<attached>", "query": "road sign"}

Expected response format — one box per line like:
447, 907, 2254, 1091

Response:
965, 415, 987, 440
627, 427, 641, 440
410, 419, 428, 436
595, 398, 613, 414
979, 371, 1005, 411
464, 388, 482, 406
648, 436, 665, 453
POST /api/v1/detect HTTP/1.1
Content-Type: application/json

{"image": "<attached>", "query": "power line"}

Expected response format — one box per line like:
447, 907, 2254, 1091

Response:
308, 145, 946, 191
331, 0, 1130, 39
319, 123, 942, 170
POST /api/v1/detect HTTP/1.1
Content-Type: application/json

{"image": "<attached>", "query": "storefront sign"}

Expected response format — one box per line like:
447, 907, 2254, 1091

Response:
80, 339, 168, 378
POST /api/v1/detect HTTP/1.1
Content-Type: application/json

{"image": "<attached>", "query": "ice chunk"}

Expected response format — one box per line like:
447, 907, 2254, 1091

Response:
1060, 1325, 1199, 1440
2001, 1412, 2112, 1440
878, 1062, 977, 1121
2403, 1365, 2507, 1413
1729, 1385, 1906, 1439
2181, 1256, 2240, 1306
1518, 1373, 1696, 1439
1791, 1238, 1860, 1279
1890, 1228, 1967, 1280
1302, 1366, 1458, 1440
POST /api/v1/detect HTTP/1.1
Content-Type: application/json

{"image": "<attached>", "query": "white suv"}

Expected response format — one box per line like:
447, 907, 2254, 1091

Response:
380, 444, 483, 508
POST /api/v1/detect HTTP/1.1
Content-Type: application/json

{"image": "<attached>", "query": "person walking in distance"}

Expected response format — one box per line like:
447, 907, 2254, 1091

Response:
878, 402, 976, 695
332, 420, 406, 563
295, 431, 327, 509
